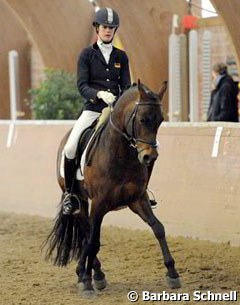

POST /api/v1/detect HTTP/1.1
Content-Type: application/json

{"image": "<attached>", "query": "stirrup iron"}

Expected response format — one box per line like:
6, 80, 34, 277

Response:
147, 188, 158, 209
62, 193, 81, 215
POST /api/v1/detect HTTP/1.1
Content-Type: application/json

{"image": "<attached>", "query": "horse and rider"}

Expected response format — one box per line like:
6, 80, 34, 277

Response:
45, 7, 181, 295
62, 7, 158, 214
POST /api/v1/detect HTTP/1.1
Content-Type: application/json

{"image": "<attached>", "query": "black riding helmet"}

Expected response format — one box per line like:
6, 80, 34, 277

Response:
93, 7, 120, 28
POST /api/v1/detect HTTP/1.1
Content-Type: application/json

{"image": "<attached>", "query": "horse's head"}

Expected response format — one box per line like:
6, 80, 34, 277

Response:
110, 80, 167, 165
115, 80, 166, 165
128, 80, 166, 165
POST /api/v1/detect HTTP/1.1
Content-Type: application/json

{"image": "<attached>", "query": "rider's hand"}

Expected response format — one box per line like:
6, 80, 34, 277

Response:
97, 91, 116, 106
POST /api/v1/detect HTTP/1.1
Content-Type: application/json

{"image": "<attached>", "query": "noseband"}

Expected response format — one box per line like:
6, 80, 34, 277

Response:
110, 101, 161, 150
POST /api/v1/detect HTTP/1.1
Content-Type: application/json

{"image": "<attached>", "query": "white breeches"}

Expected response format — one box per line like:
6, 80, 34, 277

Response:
64, 110, 100, 159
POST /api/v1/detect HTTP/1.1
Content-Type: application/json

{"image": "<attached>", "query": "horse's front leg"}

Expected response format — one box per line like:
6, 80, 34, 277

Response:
129, 195, 181, 289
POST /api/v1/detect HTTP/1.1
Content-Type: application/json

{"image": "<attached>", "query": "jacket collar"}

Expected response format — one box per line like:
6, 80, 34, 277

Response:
215, 73, 226, 88
92, 42, 118, 65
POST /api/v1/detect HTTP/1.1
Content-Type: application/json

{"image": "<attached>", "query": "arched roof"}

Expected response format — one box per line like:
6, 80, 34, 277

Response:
1, 0, 240, 120
4, 0, 95, 71
98, 0, 188, 92
211, 0, 240, 67
0, 1, 30, 119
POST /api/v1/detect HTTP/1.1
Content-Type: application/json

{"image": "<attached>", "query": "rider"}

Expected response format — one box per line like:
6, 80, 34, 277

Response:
62, 7, 131, 214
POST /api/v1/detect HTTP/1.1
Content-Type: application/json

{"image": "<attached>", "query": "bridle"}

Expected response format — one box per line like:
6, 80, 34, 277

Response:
110, 100, 161, 150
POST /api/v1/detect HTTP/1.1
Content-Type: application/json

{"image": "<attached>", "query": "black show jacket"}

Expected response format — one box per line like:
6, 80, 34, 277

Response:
77, 42, 131, 113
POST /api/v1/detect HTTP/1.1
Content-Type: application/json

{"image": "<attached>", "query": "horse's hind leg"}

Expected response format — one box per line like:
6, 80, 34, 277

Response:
93, 257, 107, 290
76, 239, 87, 291
80, 206, 106, 294
129, 197, 181, 289
76, 248, 107, 292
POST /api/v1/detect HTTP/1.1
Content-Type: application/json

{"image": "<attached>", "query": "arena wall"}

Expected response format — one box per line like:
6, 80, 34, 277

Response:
0, 121, 239, 246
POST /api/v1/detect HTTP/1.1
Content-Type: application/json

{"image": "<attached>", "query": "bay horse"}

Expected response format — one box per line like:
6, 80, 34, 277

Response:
45, 80, 181, 295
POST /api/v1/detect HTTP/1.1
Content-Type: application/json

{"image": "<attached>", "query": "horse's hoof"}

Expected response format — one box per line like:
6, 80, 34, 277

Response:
76, 282, 85, 293
94, 278, 107, 290
82, 289, 97, 298
166, 276, 181, 289
77, 282, 97, 297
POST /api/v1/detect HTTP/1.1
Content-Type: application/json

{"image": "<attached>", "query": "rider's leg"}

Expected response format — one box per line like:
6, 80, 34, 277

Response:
61, 157, 79, 214
64, 157, 77, 194
62, 110, 100, 214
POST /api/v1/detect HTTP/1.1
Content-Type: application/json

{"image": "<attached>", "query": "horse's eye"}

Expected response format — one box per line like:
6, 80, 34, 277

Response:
140, 117, 150, 124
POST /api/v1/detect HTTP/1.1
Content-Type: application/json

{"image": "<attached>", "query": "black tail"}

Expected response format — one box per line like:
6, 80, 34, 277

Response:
42, 203, 89, 267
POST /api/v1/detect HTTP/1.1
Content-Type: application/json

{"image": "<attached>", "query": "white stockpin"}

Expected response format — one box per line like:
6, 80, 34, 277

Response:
106, 8, 113, 23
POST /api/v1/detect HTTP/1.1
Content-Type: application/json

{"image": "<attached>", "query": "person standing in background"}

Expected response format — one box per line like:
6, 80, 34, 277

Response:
207, 62, 239, 122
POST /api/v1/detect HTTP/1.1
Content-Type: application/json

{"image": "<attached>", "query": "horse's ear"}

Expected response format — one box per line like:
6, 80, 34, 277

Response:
137, 79, 148, 98
137, 79, 141, 90
158, 81, 168, 100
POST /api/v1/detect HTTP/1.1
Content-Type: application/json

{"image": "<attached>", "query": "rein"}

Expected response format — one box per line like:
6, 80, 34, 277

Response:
110, 101, 161, 150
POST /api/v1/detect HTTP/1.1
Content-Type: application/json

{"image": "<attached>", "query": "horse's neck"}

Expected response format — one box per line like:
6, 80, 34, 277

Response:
97, 88, 140, 166
102, 93, 136, 162
98, 121, 147, 186
101, 119, 137, 165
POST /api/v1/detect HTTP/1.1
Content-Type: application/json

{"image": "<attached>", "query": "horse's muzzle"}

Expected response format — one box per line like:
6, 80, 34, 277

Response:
137, 145, 159, 165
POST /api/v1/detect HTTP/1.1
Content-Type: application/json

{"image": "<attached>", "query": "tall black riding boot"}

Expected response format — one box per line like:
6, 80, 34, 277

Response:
62, 157, 80, 215
64, 157, 76, 193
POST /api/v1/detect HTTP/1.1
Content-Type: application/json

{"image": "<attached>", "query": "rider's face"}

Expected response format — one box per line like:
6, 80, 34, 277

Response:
98, 25, 115, 43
